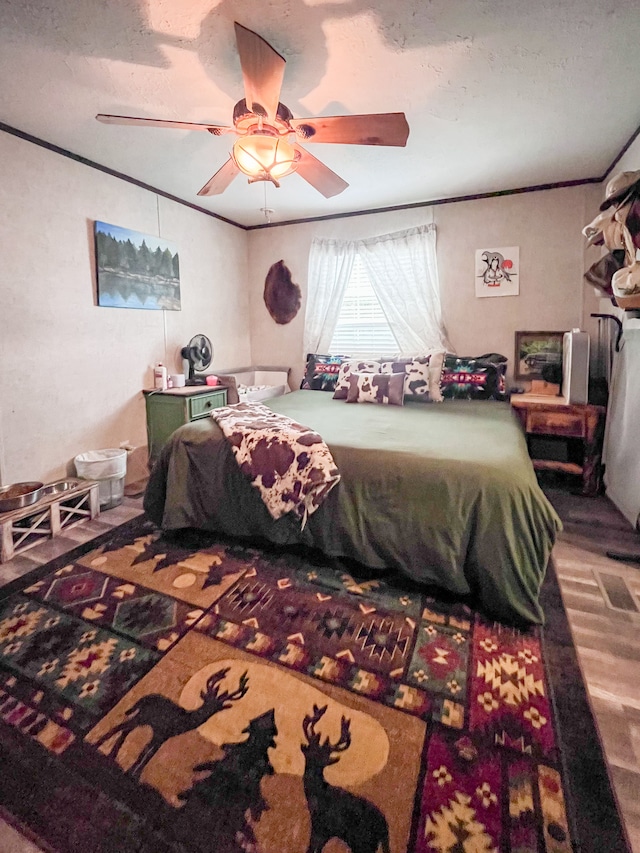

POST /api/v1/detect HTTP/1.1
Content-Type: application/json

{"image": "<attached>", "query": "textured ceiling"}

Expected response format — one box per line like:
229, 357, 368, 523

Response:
1, 0, 639, 227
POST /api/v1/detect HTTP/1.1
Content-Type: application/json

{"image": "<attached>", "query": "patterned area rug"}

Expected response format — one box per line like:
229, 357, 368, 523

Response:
0, 517, 629, 853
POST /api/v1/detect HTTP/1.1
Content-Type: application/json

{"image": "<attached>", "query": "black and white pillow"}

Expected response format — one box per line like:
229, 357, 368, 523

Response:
379, 353, 445, 402
333, 360, 382, 399
403, 356, 432, 399
346, 371, 405, 406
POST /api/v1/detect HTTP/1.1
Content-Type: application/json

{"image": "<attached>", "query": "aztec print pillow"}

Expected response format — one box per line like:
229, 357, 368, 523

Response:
346, 371, 405, 406
300, 353, 348, 392
333, 360, 382, 399
439, 353, 507, 400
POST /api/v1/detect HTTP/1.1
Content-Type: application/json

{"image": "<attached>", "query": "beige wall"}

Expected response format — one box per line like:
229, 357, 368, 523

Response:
248, 186, 595, 389
581, 182, 614, 360
0, 127, 614, 488
0, 131, 250, 486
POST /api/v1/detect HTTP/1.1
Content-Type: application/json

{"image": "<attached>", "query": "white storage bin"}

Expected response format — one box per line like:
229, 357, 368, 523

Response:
74, 449, 127, 509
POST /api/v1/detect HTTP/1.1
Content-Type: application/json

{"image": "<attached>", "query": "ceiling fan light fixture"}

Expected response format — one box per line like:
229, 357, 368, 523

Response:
97, 25, 408, 201
232, 133, 298, 185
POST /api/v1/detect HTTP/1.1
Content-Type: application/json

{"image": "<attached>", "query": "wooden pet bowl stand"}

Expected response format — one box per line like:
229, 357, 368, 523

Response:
0, 479, 100, 564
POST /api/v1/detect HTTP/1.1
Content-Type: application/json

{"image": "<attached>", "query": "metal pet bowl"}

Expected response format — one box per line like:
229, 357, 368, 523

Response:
0, 481, 44, 513
42, 479, 81, 496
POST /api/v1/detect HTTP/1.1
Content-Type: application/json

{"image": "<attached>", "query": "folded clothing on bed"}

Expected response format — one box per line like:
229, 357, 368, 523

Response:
211, 402, 340, 524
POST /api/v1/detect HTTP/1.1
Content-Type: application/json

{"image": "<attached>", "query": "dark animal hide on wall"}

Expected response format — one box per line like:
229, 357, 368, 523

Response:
264, 260, 301, 325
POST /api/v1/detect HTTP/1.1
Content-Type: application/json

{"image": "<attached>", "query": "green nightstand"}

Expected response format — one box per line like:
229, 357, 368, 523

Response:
144, 385, 228, 466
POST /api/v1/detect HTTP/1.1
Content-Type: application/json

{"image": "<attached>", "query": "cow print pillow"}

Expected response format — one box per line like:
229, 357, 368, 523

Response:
379, 358, 412, 375
346, 371, 405, 406
402, 356, 432, 399
380, 354, 445, 402
333, 360, 382, 399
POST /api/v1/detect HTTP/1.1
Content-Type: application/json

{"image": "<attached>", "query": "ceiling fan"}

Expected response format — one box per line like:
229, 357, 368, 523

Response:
96, 22, 409, 199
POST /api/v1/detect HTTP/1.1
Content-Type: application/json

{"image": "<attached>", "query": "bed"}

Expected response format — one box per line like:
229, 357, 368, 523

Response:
144, 390, 562, 625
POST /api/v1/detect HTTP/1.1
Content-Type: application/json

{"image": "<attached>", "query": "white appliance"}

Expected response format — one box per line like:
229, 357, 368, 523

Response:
562, 329, 590, 404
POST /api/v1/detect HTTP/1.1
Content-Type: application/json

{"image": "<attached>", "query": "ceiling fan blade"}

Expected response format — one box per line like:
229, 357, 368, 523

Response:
293, 145, 349, 198
96, 114, 234, 135
290, 113, 410, 147
234, 22, 285, 123
197, 158, 240, 196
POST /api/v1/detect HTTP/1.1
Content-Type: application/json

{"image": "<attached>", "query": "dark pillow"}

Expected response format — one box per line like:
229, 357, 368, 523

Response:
440, 354, 507, 400
346, 371, 405, 406
333, 359, 382, 399
476, 352, 508, 365
300, 353, 348, 391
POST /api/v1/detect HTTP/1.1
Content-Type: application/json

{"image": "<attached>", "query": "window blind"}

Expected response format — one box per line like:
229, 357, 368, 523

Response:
329, 255, 399, 358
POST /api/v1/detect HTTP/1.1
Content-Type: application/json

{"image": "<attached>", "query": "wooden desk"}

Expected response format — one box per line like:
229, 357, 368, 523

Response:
510, 395, 606, 496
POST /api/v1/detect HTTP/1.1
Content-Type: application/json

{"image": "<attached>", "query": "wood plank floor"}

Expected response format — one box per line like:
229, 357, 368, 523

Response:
546, 481, 640, 853
0, 484, 638, 852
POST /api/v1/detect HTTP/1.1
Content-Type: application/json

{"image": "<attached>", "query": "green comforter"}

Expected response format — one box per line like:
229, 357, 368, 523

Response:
144, 390, 561, 625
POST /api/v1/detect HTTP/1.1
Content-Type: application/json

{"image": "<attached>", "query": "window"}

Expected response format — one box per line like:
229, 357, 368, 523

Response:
329, 255, 399, 358
304, 225, 449, 359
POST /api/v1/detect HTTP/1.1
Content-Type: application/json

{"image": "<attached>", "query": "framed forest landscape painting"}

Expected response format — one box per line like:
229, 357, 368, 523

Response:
94, 221, 181, 310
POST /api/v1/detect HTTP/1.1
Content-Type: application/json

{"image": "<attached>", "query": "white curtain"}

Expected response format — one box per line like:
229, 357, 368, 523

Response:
358, 224, 451, 354
305, 223, 450, 357
303, 238, 355, 355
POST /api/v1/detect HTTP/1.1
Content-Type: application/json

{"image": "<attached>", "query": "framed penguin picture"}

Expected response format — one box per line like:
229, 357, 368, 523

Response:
475, 246, 519, 297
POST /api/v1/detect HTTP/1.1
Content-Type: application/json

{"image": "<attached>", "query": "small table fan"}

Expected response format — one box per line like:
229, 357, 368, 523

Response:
181, 334, 213, 384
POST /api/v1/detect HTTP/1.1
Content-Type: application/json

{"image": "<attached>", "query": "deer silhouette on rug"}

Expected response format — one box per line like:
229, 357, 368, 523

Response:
301, 704, 390, 853
93, 666, 249, 778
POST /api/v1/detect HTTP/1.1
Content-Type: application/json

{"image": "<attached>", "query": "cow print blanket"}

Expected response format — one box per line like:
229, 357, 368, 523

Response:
211, 402, 341, 525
